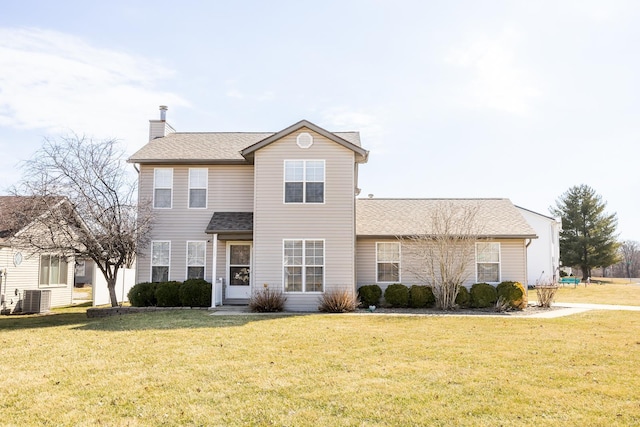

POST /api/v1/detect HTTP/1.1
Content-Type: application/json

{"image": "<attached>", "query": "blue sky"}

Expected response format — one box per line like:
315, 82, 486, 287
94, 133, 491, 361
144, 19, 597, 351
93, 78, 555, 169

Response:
1, 0, 639, 241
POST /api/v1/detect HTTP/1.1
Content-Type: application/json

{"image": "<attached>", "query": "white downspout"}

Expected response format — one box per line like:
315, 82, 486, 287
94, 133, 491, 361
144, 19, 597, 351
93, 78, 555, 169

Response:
210, 234, 218, 308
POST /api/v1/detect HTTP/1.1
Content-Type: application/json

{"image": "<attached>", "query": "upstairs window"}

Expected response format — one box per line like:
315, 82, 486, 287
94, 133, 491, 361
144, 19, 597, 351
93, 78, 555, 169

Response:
377, 242, 400, 283
284, 160, 325, 203
39, 255, 68, 286
189, 168, 208, 208
154, 168, 173, 208
476, 242, 500, 283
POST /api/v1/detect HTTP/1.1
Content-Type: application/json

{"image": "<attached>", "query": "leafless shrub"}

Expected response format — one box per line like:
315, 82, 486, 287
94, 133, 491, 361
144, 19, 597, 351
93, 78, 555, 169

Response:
400, 201, 483, 310
248, 285, 286, 312
535, 279, 558, 308
318, 289, 358, 313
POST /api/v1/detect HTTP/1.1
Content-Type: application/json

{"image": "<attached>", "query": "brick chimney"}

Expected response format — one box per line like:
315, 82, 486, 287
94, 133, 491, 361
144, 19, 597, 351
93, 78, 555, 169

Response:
149, 105, 175, 141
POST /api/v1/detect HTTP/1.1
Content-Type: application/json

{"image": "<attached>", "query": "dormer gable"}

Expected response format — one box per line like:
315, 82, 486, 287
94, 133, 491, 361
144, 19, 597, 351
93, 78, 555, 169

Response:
241, 120, 368, 164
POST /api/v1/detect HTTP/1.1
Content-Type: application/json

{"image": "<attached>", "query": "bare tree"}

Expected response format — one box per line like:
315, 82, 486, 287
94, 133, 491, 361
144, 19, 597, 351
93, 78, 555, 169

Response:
11, 134, 152, 307
620, 240, 639, 279
400, 202, 482, 310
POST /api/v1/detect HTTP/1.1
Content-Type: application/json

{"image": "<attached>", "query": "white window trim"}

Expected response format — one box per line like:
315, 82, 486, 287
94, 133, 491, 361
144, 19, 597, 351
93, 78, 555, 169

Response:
376, 242, 401, 283
475, 242, 501, 283
283, 160, 326, 204
150, 240, 171, 282
188, 168, 208, 209
39, 254, 69, 288
226, 241, 253, 289
186, 240, 207, 280
282, 238, 325, 293
153, 168, 173, 209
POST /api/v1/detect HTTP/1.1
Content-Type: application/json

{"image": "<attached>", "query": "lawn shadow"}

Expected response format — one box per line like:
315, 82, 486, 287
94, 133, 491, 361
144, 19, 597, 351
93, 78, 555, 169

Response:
73, 310, 312, 331
1, 307, 311, 332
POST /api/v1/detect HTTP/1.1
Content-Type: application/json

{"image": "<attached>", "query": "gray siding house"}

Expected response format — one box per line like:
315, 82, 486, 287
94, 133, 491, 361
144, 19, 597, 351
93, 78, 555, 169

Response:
128, 107, 537, 311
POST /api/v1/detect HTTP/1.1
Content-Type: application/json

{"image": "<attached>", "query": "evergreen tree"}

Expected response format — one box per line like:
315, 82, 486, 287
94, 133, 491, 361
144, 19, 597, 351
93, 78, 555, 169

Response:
551, 184, 619, 279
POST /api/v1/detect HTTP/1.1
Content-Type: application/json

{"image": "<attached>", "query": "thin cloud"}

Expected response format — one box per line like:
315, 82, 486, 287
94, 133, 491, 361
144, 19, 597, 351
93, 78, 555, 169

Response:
0, 27, 188, 143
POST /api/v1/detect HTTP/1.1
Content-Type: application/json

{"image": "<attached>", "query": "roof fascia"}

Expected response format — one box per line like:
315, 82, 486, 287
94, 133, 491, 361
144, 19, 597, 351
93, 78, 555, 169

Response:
240, 120, 368, 161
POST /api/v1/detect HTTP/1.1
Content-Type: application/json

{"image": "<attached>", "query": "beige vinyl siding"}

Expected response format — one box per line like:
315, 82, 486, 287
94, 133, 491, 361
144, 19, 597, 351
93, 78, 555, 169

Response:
0, 248, 73, 312
252, 129, 356, 311
495, 239, 528, 286
356, 238, 528, 292
137, 164, 254, 283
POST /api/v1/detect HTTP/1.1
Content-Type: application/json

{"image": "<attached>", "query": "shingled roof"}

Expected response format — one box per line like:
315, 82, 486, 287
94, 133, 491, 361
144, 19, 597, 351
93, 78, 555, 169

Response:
205, 212, 254, 234
356, 198, 537, 239
0, 196, 65, 244
128, 120, 364, 164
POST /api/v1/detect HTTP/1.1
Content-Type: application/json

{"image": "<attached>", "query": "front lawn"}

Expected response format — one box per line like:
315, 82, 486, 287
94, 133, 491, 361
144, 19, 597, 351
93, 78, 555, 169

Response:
1, 307, 639, 426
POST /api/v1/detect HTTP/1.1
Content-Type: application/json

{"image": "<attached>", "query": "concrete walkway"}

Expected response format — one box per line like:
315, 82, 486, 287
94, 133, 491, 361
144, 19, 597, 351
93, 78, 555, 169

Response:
525, 302, 640, 319
209, 302, 640, 318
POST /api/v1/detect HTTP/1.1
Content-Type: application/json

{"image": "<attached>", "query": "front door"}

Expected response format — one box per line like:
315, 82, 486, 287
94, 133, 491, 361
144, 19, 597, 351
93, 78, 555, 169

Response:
226, 242, 251, 299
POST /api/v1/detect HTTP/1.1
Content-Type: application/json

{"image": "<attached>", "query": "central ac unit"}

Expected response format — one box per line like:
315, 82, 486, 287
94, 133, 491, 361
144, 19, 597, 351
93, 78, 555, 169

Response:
22, 290, 52, 314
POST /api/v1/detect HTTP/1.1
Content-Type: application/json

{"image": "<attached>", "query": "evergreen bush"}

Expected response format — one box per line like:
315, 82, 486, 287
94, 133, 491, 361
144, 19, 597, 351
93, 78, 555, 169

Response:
496, 281, 527, 310
358, 285, 382, 307
384, 284, 409, 307
455, 285, 471, 308
470, 282, 497, 308
409, 285, 435, 308
155, 281, 183, 307
179, 278, 212, 307
127, 282, 158, 307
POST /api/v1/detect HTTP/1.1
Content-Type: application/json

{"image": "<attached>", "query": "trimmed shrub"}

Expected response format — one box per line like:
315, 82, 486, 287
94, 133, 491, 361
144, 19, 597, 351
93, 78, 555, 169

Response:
155, 281, 183, 307
128, 282, 158, 307
179, 278, 212, 307
384, 284, 409, 308
358, 285, 382, 307
496, 281, 527, 310
409, 285, 435, 308
249, 286, 286, 312
470, 282, 497, 308
318, 289, 358, 313
455, 285, 471, 308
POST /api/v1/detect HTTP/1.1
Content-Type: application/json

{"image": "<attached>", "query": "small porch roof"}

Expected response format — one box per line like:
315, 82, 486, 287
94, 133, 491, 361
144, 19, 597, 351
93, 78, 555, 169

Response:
205, 212, 254, 235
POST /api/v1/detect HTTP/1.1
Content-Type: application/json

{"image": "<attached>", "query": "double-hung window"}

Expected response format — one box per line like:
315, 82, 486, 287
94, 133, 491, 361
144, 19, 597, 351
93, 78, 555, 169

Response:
283, 240, 324, 292
187, 241, 206, 280
153, 168, 173, 208
284, 160, 325, 203
188, 168, 207, 208
476, 242, 500, 283
39, 255, 68, 286
377, 242, 400, 282
151, 241, 170, 282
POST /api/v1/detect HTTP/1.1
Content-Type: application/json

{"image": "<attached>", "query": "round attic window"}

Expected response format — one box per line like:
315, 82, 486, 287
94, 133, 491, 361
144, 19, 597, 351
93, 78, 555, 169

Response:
296, 132, 313, 149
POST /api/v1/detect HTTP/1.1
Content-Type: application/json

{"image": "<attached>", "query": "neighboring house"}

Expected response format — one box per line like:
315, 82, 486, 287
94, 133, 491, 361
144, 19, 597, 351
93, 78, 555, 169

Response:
0, 197, 74, 313
516, 206, 561, 286
128, 107, 538, 311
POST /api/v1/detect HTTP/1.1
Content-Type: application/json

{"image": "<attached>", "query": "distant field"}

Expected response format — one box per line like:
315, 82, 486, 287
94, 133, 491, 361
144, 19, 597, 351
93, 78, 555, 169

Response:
530, 278, 640, 306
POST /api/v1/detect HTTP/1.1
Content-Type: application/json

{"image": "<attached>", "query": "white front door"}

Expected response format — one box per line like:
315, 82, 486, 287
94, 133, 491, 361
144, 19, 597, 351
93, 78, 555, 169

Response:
226, 242, 252, 299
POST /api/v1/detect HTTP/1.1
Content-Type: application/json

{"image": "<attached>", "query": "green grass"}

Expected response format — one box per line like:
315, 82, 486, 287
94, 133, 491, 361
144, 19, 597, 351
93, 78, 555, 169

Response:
1, 306, 639, 426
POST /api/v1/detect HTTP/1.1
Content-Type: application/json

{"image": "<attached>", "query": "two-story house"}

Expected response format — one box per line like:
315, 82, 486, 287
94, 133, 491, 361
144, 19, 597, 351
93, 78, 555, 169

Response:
128, 107, 537, 311
129, 108, 368, 311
